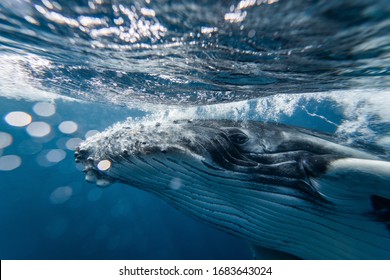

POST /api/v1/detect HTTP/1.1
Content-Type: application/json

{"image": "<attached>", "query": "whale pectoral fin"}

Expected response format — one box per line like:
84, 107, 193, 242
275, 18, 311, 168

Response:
311, 158, 390, 214
248, 244, 300, 260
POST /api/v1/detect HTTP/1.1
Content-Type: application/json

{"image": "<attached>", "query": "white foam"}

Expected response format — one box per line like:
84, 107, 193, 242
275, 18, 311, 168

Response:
0, 54, 76, 102
254, 93, 302, 120
132, 99, 251, 125
139, 89, 389, 151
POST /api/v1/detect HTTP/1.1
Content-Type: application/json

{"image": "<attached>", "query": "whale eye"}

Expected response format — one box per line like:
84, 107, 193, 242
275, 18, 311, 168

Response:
227, 129, 249, 145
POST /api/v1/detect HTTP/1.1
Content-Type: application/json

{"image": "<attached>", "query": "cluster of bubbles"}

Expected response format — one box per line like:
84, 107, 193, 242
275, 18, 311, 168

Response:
0, 101, 100, 171
0, 99, 119, 221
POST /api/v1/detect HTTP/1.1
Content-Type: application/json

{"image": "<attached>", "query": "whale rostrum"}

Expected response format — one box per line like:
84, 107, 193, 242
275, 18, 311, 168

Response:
75, 119, 390, 259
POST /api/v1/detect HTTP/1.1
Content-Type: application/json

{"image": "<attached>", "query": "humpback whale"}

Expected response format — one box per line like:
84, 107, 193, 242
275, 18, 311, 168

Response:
75, 119, 390, 259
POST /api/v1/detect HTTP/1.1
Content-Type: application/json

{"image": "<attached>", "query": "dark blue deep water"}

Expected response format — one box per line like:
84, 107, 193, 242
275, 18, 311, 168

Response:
0, 0, 389, 259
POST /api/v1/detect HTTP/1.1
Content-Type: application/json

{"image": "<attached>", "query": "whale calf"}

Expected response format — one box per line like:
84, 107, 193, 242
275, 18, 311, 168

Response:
75, 119, 390, 259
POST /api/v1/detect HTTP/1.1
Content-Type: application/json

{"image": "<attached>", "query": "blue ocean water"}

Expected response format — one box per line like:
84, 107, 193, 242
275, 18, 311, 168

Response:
0, 0, 389, 259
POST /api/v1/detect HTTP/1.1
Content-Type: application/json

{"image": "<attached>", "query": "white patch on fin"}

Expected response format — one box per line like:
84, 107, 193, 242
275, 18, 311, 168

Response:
311, 158, 390, 213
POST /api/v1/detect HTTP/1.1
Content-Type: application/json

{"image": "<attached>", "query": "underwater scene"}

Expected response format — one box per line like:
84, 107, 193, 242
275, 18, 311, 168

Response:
0, 0, 389, 259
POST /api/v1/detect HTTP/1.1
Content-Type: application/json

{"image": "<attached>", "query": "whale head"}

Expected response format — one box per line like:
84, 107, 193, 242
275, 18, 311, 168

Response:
75, 119, 390, 259
75, 119, 370, 192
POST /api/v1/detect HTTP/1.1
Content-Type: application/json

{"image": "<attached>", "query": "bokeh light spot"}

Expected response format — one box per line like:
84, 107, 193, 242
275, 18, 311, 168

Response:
49, 186, 73, 204
33, 102, 56, 117
4, 111, 32, 127
45, 218, 68, 239
0, 132, 13, 149
18, 140, 43, 155
87, 188, 103, 202
85, 129, 99, 138
46, 149, 66, 163
97, 159, 111, 171
26, 121, 51, 137
0, 155, 22, 171
169, 177, 182, 190
58, 121, 78, 134
65, 138, 82, 150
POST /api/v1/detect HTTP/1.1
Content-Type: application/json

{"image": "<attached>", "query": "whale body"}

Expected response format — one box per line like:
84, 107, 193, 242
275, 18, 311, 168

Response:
75, 119, 390, 259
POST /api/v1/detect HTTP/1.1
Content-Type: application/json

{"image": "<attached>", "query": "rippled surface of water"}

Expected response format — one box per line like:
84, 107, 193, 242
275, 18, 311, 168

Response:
1, 0, 389, 105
